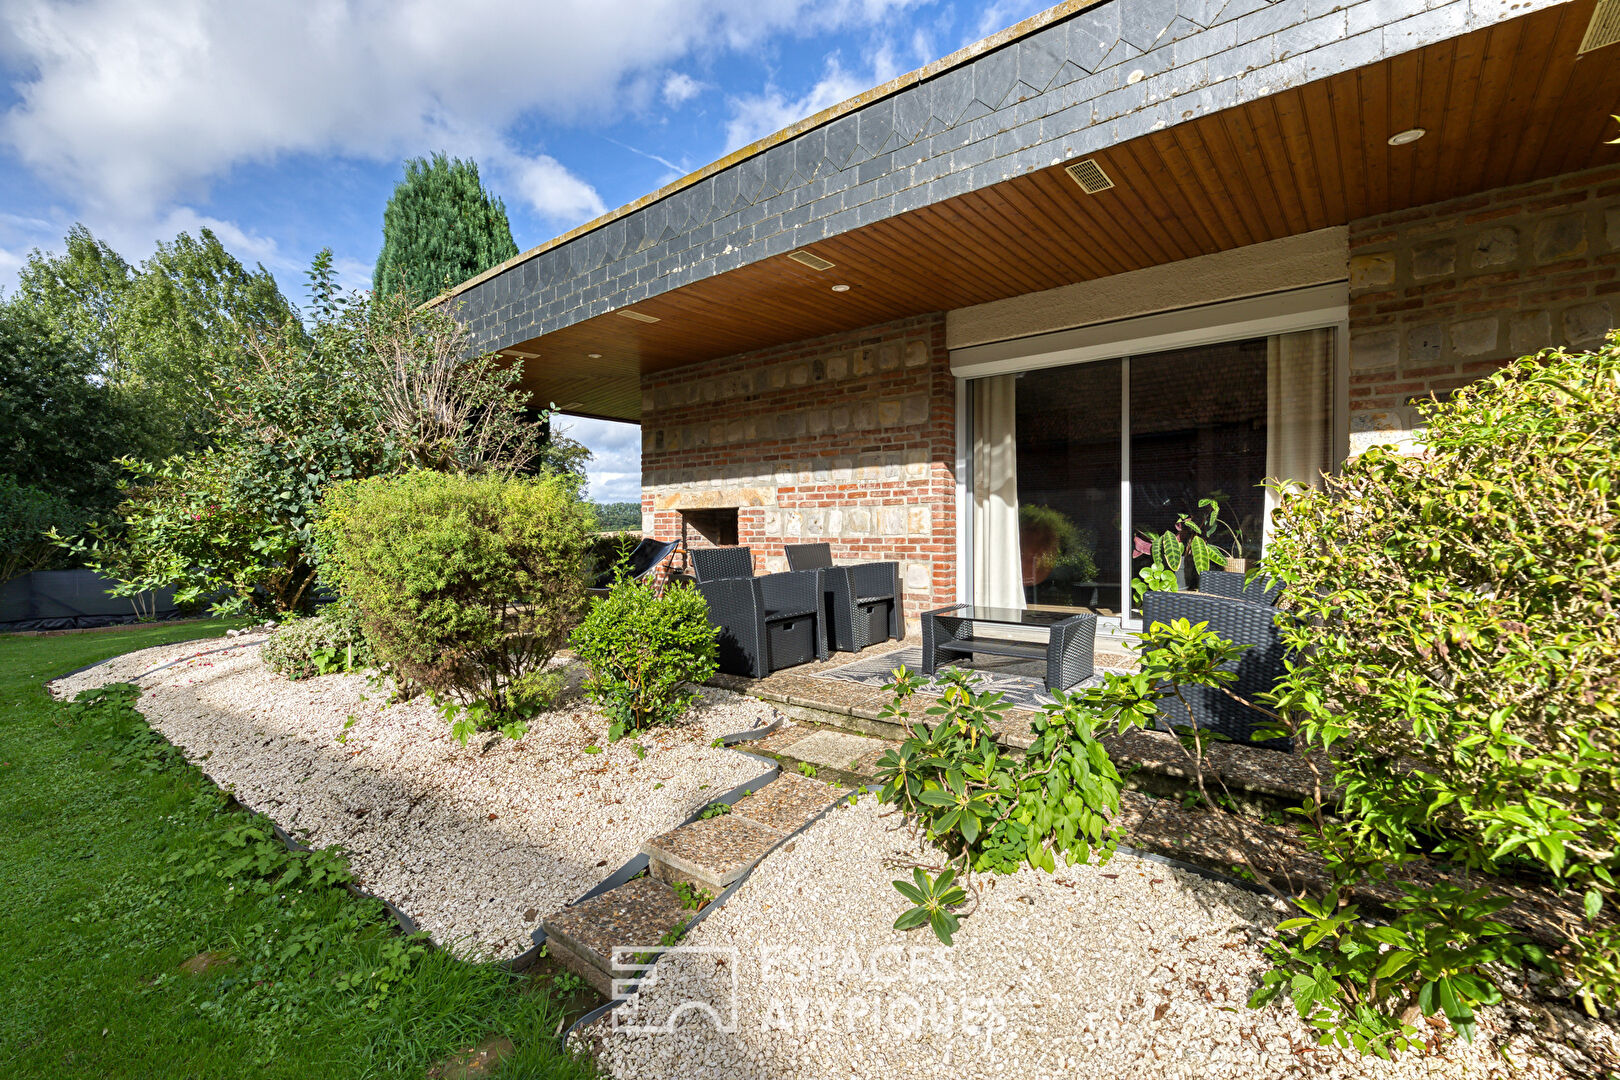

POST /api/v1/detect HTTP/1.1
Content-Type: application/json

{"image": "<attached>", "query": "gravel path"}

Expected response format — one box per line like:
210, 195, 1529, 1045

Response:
51, 638, 777, 959
589, 796, 1616, 1080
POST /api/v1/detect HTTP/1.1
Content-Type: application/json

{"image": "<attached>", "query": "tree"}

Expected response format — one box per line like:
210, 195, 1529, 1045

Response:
0, 299, 148, 512
12, 224, 300, 455
373, 154, 519, 305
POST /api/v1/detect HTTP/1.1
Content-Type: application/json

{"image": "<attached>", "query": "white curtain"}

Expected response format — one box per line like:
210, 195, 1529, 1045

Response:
1264, 328, 1334, 548
972, 374, 1025, 610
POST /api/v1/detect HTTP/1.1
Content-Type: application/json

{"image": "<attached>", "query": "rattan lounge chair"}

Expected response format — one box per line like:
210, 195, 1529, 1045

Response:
695, 565, 828, 678
1194, 568, 1286, 605
1141, 589, 1292, 751
783, 542, 904, 653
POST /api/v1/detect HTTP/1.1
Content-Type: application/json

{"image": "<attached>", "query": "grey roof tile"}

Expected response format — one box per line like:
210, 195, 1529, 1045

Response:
973, 45, 1019, 110
1118, 0, 1182, 50
1067, 4, 1123, 72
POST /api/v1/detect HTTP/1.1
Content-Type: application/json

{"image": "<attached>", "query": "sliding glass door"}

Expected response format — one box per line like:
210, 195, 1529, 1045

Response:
968, 328, 1335, 625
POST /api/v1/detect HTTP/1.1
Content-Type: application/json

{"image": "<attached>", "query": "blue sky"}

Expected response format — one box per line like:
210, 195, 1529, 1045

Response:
0, 0, 1050, 502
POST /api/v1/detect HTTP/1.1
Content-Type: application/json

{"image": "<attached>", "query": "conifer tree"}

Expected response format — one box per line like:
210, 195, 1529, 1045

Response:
373, 154, 519, 305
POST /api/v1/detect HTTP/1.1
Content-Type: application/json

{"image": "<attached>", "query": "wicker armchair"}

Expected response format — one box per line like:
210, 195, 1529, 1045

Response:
696, 569, 827, 678
1194, 569, 1286, 605
1141, 590, 1292, 751
690, 546, 756, 583
784, 542, 905, 653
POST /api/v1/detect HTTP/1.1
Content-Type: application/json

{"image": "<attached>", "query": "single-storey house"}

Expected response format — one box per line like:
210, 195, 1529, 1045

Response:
437, 0, 1619, 632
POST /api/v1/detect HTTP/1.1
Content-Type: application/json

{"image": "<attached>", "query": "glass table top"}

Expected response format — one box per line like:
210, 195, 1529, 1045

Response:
935, 606, 1084, 626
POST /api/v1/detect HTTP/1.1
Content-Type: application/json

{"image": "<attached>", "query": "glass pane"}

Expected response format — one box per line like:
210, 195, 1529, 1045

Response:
1129, 338, 1269, 616
1011, 359, 1123, 615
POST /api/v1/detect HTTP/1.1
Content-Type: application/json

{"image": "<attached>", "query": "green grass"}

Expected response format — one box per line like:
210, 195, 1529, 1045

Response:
0, 622, 597, 1080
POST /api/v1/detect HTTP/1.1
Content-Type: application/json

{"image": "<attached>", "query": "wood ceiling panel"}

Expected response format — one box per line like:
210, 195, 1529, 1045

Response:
514, 0, 1618, 422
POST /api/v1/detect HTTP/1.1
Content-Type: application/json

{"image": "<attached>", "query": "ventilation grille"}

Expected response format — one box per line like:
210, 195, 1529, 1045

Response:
1580, 0, 1620, 53
786, 249, 836, 271
616, 309, 660, 323
1064, 158, 1114, 194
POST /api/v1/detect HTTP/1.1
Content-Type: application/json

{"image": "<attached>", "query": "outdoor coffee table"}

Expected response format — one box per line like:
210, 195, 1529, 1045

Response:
921, 605, 1097, 692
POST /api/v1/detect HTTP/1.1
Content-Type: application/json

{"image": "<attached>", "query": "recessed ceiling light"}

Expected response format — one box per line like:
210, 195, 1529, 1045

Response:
830, 284, 851, 293
1388, 127, 1426, 146
587, 352, 602, 358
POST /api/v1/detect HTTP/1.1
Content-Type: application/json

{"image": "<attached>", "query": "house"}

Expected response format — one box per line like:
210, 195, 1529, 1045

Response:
436, 0, 1620, 633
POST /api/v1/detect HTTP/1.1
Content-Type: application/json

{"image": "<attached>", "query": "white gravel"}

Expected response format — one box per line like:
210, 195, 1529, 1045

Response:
51, 637, 777, 959
589, 796, 1617, 1080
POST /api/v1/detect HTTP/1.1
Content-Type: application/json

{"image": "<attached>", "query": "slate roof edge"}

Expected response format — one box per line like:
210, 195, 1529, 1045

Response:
424, 0, 1103, 311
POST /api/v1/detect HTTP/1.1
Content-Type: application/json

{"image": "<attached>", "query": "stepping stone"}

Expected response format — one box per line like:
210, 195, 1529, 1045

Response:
783, 729, 883, 771
541, 876, 689, 997
642, 814, 784, 894
730, 772, 842, 833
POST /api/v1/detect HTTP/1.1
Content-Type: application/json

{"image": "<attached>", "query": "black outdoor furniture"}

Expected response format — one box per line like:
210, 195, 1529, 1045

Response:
690, 546, 756, 583
784, 542, 905, 653
695, 568, 828, 679
1140, 589, 1291, 751
587, 538, 679, 597
922, 605, 1097, 692
1195, 569, 1286, 605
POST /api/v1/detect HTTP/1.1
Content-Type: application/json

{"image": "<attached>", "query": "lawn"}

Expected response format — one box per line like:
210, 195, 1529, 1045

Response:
0, 622, 597, 1080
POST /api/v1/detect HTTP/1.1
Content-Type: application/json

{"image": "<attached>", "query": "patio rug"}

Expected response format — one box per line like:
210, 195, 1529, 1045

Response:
810, 645, 1109, 711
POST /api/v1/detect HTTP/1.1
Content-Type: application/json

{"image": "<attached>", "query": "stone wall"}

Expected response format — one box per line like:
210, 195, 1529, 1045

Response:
1347, 165, 1620, 452
640, 315, 956, 610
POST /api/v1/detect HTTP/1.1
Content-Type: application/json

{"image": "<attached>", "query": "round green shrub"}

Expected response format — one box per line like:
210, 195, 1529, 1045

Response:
262, 607, 374, 680
315, 470, 595, 740
569, 576, 718, 741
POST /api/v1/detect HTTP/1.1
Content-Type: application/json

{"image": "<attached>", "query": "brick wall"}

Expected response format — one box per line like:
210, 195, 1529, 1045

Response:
1347, 165, 1620, 453
640, 314, 956, 611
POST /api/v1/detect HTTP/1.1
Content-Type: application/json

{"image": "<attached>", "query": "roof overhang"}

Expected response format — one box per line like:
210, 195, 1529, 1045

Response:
441, 0, 1618, 422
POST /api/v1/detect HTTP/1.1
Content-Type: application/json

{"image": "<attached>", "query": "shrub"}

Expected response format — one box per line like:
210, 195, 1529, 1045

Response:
262, 607, 375, 680
316, 470, 595, 742
873, 667, 1125, 943
569, 576, 718, 741
0, 474, 85, 583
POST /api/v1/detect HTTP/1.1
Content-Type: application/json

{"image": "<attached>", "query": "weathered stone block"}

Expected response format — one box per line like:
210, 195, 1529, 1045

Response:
1534, 215, 1586, 263
785, 511, 803, 537
1563, 301, 1614, 347
805, 510, 827, 537
901, 393, 930, 425
829, 406, 851, 431
763, 509, 783, 536
852, 401, 875, 428
1411, 240, 1456, 281
826, 353, 849, 380
844, 508, 872, 535
1350, 329, 1400, 372
905, 562, 931, 591
788, 362, 810, 386
805, 409, 829, 435
877, 343, 901, 370
878, 506, 907, 536
1508, 310, 1551, 355
852, 348, 875, 376
903, 340, 931, 367
877, 399, 903, 426
1348, 252, 1395, 290
1471, 226, 1518, 269
906, 505, 930, 535
1407, 322, 1445, 364
1448, 316, 1498, 357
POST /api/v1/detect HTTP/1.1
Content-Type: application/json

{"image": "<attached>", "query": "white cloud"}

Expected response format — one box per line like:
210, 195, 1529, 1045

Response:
559, 416, 643, 503
1, 0, 929, 222
662, 72, 705, 106
508, 153, 608, 223
723, 44, 908, 150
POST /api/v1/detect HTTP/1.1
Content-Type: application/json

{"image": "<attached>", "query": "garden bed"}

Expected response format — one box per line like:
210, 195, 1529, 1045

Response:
586, 796, 1618, 1080
50, 636, 776, 959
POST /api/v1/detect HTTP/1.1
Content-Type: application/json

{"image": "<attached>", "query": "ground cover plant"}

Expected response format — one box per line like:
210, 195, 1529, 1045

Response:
317, 470, 596, 742
569, 576, 718, 742
261, 605, 374, 680
0, 622, 596, 1079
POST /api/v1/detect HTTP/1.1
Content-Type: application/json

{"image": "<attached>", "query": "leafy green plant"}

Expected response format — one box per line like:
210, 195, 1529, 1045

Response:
697, 802, 731, 820
873, 666, 1125, 941
0, 474, 85, 583
551, 971, 586, 996
317, 470, 595, 743
1130, 494, 1240, 602
796, 762, 818, 779
569, 575, 718, 742
262, 607, 374, 680
891, 867, 968, 945
670, 881, 715, 911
